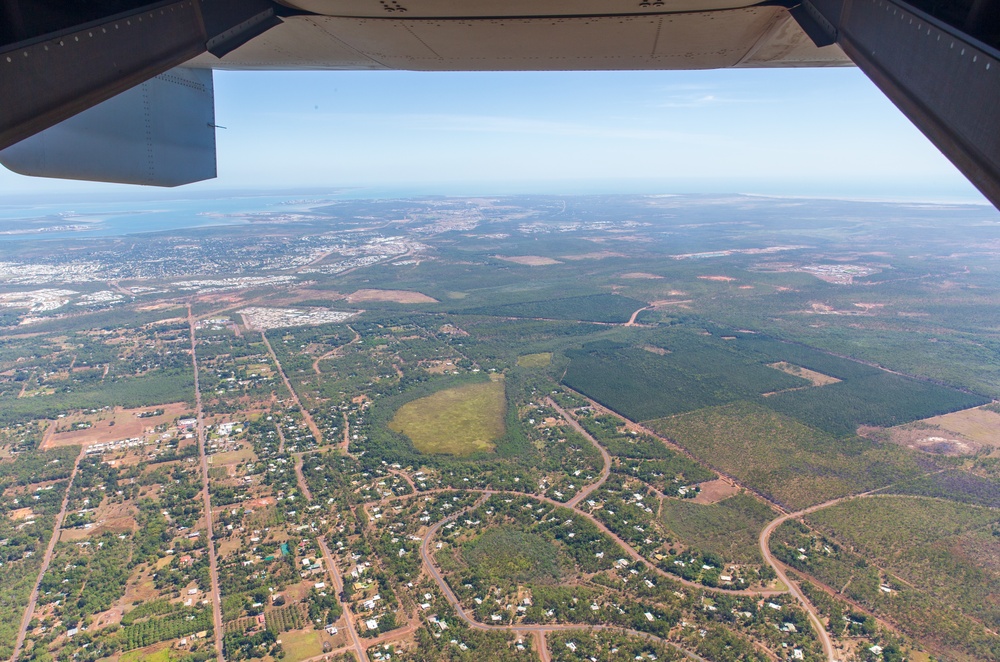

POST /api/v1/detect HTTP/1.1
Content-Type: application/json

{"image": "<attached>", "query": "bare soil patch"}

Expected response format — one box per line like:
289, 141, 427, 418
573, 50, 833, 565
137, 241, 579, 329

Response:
864, 425, 978, 456
42, 402, 190, 449
869, 405, 1000, 456
641, 345, 670, 355
438, 324, 468, 336
346, 289, 437, 304
767, 362, 841, 387
619, 272, 664, 279
692, 478, 740, 504
919, 405, 1000, 448
698, 275, 737, 282
494, 255, 562, 266
559, 251, 626, 260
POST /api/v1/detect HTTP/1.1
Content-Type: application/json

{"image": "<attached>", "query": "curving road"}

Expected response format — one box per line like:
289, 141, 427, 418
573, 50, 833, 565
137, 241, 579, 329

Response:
417, 496, 708, 662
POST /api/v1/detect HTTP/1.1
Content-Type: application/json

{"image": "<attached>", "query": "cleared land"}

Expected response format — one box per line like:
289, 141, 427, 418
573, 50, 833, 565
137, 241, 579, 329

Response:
691, 478, 740, 505
346, 289, 438, 303
899, 405, 1000, 450
767, 362, 841, 387
389, 380, 506, 455
494, 255, 562, 265
42, 403, 190, 449
517, 352, 552, 367
648, 401, 927, 510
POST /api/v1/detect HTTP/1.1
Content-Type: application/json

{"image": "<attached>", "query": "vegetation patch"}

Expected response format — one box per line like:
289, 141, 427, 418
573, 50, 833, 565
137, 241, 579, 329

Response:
648, 401, 929, 510
463, 525, 565, 583
660, 492, 776, 565
563, 333, 807, 421
389, 380, 505, 455
761, 371, 988, 437
516, 352, 552, 367
884, 469, 1000, 508
460, 293, 646, 323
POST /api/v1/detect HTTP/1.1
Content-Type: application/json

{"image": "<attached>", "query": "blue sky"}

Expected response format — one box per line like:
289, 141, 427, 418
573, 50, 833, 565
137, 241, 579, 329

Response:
0, 67, 987, 201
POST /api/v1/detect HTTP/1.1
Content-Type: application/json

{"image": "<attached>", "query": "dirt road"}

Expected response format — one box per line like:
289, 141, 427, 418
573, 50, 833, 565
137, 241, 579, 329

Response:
547, 398, 610, 508
258, 329, 325, 445
9, 446, 85, 662
189, 305, 226, 661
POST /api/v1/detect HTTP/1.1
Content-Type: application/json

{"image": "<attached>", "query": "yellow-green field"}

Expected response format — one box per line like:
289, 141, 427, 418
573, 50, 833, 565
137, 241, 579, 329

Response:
389, 380, 506, 455
517, 352, 552, 367
280, 630, 324, 661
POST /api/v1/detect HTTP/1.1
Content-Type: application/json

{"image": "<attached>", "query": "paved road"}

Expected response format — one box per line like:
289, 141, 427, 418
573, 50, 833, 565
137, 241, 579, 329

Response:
189, 306, 226, 661
9, 446, 85, 662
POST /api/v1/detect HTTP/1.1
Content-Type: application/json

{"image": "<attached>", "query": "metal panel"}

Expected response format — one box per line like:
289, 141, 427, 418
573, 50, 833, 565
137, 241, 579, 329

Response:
281, 0, 763, 18
261, 8, 790, 71
0, 1, 208, 150
0, 68, 217, 186
834, 0, 1000, 207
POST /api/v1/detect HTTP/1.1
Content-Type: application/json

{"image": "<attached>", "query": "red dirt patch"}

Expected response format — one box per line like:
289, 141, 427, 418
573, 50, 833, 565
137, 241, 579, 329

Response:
41, 402, 191, 450
346, 289, 438, 304
494, 255, 562, 266
692, 479, 740, 505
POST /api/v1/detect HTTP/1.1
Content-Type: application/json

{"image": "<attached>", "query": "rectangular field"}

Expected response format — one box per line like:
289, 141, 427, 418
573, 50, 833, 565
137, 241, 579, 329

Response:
563, 338, 806, 422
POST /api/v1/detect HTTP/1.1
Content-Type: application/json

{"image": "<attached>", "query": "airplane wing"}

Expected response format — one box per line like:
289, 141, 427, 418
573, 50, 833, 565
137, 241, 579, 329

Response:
0, 1, 997, 208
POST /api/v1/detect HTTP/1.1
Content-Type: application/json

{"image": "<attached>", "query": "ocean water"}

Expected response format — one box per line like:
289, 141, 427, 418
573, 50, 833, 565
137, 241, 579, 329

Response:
0, 192, 351, 241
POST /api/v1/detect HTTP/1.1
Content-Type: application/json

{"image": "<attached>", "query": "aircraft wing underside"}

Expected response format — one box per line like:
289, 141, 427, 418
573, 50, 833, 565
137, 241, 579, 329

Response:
0, 0, 998, 209
185, 2, 850, 71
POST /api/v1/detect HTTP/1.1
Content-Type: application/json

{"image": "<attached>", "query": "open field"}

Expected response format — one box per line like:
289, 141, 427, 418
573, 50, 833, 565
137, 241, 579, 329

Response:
889, 404, 1000, 451
648, 401, 928, 510
691, 478, 740, 504
516, 352, 552, 367
461, 293, 645, 323
494, 255, 562, 265
389, 380, 506, 455
42, 402, 190, 449
346, 288, 438, 303
279, 629, 325, 661
766, 362, 841, 387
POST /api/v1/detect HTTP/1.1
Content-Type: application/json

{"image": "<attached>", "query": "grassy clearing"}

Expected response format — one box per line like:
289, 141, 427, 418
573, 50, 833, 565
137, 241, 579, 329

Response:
766, 362, 841, 387
517, 352, 552, 367
280, 629, 324, 661
389, 380, 506, 455
120, 646, 176, 662
648, 401, 928, 510
660, 492, 776, 565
